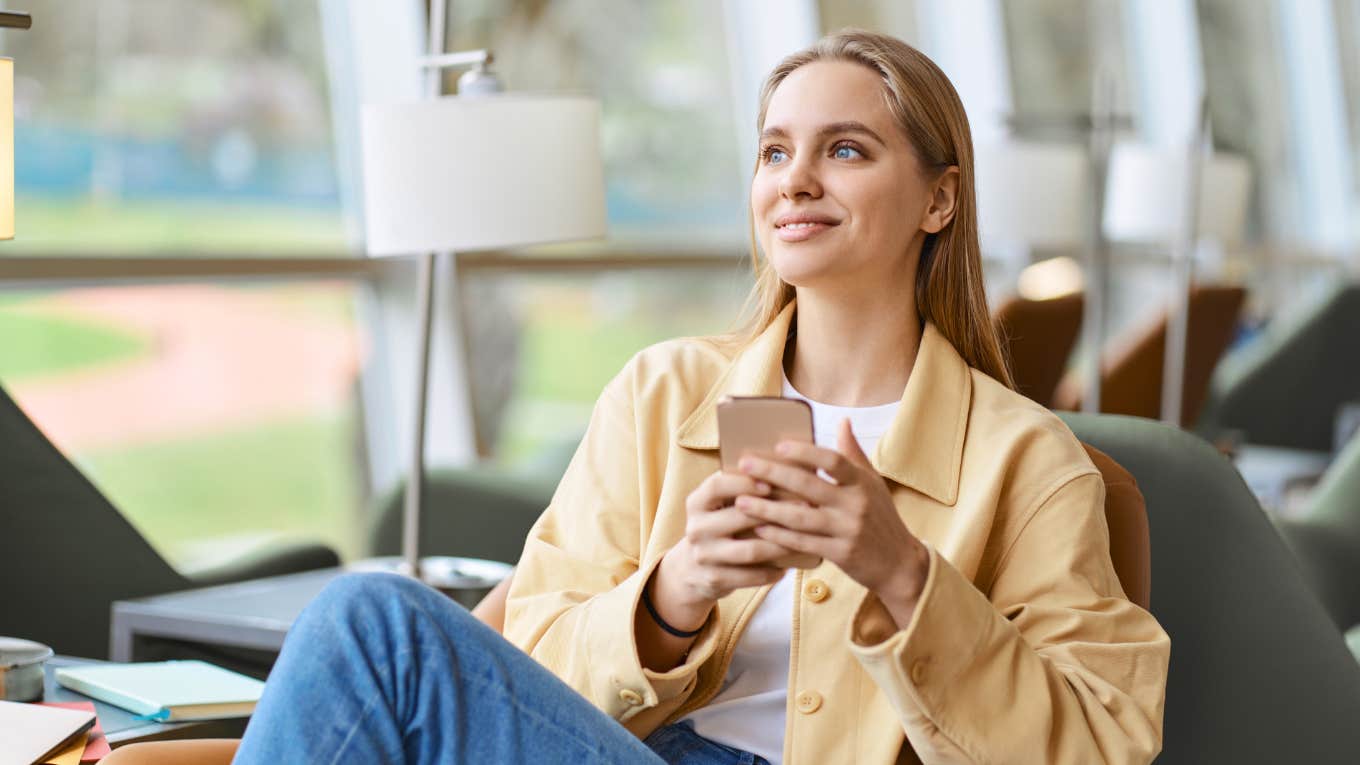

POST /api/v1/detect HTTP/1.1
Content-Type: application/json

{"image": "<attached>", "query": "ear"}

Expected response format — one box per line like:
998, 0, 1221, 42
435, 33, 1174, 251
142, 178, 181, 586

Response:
920, 166, 960, 235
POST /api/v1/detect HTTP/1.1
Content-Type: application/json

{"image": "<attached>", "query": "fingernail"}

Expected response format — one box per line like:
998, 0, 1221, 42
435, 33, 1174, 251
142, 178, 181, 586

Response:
736, 496, 751, 508
755, 481, 772, 494
776, 442, 793, 455
739, 458, 754, 472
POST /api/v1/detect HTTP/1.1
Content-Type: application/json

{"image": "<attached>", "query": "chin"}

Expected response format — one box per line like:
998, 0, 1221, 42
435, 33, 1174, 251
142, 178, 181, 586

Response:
769, 245, 842, 288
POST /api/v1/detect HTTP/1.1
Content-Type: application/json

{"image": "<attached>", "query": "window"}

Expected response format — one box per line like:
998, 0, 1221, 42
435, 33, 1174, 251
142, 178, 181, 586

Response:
443, 0, 747, 247
0, 282, 367, 564
5, 0, 345, 256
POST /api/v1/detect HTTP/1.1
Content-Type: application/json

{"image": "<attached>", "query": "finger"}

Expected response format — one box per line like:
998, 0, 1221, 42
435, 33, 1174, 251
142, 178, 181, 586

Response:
694, 536, 802, 567
691, 472, 773, 513
688, 506, 763, 542
698, 563, 788, 592
837, 418, 874, 470
772, 439, 858, 485
752, 523, 839, 560
738, 456, 836, 505
735, 495, 833, 535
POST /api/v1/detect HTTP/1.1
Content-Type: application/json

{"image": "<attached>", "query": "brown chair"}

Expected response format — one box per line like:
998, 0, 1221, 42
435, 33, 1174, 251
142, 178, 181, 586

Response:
1053, 284, 1246, 427
993, 292, 1085, 408
100, 444, 1148, 763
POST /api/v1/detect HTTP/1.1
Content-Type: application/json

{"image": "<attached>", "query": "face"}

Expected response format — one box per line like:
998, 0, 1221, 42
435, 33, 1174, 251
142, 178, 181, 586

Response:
752, 60, 957, 294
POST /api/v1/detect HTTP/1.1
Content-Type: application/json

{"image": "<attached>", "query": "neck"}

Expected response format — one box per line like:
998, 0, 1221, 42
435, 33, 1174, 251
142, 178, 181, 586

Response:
784, 287, 922, 407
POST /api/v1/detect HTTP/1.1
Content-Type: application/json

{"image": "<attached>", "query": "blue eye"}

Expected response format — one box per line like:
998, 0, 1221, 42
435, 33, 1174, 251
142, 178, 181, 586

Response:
833, 144, 862, 160
765, 148, 788, 165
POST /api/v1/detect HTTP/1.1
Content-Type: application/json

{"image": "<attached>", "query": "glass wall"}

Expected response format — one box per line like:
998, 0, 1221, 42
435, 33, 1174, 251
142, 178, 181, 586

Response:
0, 282, 367, 564
443, 0, 746, 247
4, 0, 345, 255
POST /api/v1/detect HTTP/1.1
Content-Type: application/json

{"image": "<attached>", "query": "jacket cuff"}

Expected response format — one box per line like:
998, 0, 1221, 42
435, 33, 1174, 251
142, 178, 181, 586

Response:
584, 554, 722, 722
847, 544, 990, 708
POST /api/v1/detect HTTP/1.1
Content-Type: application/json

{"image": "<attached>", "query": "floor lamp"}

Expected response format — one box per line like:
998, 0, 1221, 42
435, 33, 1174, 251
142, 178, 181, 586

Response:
359, 18, 606, 584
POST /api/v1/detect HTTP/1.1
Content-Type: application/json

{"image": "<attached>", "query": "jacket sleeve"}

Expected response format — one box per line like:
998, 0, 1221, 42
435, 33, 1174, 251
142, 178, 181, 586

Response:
501, 361, 722, 735
846, 470, 1170, 765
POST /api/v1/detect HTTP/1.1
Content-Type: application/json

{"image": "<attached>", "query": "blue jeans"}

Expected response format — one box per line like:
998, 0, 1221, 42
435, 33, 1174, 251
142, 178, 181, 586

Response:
234, 573, 771, 764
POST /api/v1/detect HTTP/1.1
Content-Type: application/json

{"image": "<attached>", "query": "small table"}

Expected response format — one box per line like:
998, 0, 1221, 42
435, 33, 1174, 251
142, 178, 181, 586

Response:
109, 559, 509, 663
43, 656, 247, 747
109, 568, 343, 662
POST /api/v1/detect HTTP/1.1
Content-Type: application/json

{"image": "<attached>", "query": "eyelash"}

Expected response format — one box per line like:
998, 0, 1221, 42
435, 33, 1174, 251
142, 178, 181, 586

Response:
759, 141, 865, 164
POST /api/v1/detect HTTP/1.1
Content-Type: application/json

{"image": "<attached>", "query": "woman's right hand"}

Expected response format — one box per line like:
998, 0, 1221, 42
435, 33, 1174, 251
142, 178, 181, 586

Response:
650, 471, 819, 629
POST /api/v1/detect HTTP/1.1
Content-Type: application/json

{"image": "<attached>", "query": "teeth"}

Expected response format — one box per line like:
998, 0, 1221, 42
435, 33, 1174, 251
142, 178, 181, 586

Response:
783, 222, 822, 229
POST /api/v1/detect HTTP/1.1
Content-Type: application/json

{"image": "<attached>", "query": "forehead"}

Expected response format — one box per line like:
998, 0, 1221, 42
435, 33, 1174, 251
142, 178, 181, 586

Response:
763, 60, 895, 134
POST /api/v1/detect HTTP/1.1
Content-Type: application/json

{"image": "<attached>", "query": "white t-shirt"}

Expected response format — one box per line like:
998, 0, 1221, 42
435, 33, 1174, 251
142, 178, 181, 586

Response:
681, 374, 900, 764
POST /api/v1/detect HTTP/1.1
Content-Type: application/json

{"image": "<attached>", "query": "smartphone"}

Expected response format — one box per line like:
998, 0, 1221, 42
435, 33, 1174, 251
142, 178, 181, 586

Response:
716, 396, 821, 570
717, 396, 815, 472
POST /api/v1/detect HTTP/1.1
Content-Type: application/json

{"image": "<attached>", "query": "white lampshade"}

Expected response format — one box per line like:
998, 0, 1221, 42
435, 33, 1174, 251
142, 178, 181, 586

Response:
360, 93, 606, 256
1103, 143, 1252, 247
974, 141, 1090, 252
1, 57, 13, 240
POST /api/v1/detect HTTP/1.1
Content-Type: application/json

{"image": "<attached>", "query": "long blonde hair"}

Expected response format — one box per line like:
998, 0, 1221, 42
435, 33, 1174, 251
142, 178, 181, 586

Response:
732, 29, 1014, 389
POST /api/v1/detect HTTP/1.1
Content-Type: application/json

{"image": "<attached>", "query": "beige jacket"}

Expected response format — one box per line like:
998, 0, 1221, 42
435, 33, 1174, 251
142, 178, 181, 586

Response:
504, 303, 1170, 764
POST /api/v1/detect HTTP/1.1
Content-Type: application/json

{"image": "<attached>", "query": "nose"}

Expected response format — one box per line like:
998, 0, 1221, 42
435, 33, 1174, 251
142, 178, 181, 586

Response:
778, 153, 823, 201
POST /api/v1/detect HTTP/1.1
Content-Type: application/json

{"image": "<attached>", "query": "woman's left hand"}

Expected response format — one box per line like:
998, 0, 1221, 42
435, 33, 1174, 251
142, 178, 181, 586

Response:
734, 417, 929, 627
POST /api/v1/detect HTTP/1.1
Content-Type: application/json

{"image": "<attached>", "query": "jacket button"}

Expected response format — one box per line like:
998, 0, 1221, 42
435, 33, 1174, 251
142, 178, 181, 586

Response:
619, 689, 644, 706
803, 579, 830, 603
910, 660, 928, 685
795, 690, 823, 714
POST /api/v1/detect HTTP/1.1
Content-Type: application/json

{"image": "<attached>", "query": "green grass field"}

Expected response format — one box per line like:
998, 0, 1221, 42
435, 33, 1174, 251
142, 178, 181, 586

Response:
0, 295, 150, 380
10, 198, 346, 256
79, 413, 363, 566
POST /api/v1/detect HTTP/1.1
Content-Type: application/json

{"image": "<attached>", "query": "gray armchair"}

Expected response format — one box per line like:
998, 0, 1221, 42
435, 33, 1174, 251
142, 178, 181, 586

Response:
1061, 412, 1360, 763
0, 382, 339, 661
1198, 283, 1360, 451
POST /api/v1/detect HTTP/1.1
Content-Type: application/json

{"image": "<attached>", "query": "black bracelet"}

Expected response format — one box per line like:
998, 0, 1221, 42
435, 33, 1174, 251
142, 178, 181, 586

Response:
640, 585, 704, 638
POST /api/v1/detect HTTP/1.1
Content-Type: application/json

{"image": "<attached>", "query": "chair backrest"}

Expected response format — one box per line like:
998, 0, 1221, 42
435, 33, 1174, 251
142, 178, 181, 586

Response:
1082, 442, 1151, 609
1054, 285, 1245, 426
994, 292, 1084, 408
367, 466, 556, 564
0, 383, 189, 658
1199, 283, 1360, 451
1060, 412, 1360, 764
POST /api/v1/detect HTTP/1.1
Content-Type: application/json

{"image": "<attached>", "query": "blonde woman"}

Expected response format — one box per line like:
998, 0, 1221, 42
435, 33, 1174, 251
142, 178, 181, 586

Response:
237, 30, 1169, 765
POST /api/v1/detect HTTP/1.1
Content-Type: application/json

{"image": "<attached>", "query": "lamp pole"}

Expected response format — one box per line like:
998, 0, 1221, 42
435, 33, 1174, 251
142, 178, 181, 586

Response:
1160, 94, 1210, 426
0, 12, 31, 30
400, 0, 499, 579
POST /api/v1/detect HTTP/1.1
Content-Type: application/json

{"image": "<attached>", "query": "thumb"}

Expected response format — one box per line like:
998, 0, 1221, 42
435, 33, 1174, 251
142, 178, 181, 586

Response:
837, 417, 873, 469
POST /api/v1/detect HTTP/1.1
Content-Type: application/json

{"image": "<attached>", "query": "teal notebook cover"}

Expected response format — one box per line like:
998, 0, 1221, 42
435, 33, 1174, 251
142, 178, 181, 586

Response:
54, 660, 265, 720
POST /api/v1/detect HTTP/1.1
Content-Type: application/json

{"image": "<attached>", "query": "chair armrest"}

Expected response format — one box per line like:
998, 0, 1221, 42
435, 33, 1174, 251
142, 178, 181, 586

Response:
185, 540, 340, 588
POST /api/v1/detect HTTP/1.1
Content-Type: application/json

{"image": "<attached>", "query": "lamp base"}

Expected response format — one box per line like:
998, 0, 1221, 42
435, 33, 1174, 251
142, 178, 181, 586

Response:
347, 555, 513, 610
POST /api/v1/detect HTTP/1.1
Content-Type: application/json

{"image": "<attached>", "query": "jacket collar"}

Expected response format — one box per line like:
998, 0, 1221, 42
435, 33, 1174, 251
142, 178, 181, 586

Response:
675, 300, 971, 505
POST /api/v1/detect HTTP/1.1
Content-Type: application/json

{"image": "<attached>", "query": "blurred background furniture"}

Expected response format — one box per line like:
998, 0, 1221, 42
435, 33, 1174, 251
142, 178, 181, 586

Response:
0, 382, 339, 661
1062, 412, 1360, 763
993, 291, 1085, 407
1198, 283, 1360, 452
1053, 284, 1246, 426
366, 465, 557, 565
1272, 434, 1360, 661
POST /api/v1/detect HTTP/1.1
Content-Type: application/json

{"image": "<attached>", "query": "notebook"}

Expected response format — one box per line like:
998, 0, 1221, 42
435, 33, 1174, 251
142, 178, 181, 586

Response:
37, 702, 109, 762
54, 660, 265, 722
0, 700, 95, 765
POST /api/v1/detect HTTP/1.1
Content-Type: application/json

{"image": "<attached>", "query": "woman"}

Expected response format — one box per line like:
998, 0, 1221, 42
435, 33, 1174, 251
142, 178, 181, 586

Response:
236, 30, 1169, 764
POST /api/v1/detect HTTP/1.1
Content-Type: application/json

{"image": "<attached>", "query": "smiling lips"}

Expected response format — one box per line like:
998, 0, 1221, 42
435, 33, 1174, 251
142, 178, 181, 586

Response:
774, 213, 841, 242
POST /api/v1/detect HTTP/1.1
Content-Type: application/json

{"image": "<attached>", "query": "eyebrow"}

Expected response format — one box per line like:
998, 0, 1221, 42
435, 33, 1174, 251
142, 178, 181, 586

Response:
759, 121, 887, 147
